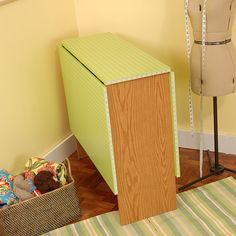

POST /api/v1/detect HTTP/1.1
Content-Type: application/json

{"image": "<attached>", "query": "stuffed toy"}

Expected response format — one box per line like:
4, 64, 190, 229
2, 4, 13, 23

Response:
24, 157, 68, 185
0, 170, 18, 208
13, 175, 37, 201
34, 171, 60, 194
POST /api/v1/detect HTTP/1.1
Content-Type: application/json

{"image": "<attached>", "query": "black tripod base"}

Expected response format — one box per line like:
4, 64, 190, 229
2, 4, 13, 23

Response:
224, 167, 236, 174
210, 164, 224, 173
179, 97, 236, 192
178, 166, 236, 191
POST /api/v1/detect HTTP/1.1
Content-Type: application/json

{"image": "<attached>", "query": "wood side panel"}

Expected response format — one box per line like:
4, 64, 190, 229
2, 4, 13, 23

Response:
107, 74, 176, 224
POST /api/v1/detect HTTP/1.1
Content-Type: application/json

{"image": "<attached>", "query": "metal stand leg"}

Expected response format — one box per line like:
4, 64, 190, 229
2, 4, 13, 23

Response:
179, 97, 236, 191
224, 167, 236, 174
206, 150, 212, 168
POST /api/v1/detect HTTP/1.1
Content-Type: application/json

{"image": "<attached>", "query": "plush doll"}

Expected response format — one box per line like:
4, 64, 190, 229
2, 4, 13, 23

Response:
34, 171, 60, 194
24, 157, 68, 185
13, 175, 37, 201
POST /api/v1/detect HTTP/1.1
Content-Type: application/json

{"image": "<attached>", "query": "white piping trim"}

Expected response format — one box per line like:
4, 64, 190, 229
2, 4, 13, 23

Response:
105, 70, 170, 85
170, 72, 180, 177
104, 88, 118, 194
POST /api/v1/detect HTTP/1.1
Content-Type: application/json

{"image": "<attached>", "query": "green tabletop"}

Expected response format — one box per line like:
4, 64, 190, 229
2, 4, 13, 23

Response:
61, 33, 170, 85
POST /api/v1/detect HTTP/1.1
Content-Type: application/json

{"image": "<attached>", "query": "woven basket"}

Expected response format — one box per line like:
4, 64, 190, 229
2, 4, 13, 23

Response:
0, 159, 80, 236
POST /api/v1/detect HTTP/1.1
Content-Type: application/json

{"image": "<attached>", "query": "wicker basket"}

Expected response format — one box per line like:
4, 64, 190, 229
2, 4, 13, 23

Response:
0, 159, 80, 236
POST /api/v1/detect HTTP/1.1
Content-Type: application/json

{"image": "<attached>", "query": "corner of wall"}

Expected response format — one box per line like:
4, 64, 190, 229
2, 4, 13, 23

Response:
73, 0, 80, 35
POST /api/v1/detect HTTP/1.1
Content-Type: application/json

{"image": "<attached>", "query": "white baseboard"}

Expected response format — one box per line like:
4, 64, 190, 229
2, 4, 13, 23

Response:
42, 134, 77, 162
40, 130, 236, 163
178, 130, 236, 154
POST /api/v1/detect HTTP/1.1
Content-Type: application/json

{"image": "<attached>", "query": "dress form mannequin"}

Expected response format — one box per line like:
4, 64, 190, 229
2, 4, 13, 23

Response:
188, 0, 236, 96
179, 0, 236, 190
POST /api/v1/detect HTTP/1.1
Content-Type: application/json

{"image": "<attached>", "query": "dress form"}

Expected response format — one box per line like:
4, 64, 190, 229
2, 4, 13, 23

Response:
188, 0, 236, 96
179, 0, 236, 190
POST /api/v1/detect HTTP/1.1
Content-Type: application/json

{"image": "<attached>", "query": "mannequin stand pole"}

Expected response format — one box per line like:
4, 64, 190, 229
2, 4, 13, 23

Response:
179, 96, 236, 191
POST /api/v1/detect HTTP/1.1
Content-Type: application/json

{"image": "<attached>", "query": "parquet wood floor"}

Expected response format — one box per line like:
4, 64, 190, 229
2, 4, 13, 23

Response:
69, 148, 236, 221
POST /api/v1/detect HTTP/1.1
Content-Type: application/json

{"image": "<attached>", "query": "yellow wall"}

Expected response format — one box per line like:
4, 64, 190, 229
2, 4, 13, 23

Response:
76, 0, 236, 136
2, 0, 236, 174
0, 0, 78, 173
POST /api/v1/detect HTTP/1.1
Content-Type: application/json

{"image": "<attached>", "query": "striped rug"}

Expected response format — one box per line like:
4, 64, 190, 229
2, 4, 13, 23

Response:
43, 177, 236, 236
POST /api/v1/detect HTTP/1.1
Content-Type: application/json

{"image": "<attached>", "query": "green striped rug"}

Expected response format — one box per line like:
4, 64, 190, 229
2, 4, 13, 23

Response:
43, 177, 236, 236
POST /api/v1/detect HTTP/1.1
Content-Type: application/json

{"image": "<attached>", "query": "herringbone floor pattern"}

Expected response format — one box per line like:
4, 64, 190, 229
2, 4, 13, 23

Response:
69, 148, 236, 221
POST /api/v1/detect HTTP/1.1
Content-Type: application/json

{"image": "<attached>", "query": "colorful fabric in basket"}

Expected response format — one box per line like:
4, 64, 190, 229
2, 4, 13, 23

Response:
0, 170, 18, 207
24, 157, 68, 185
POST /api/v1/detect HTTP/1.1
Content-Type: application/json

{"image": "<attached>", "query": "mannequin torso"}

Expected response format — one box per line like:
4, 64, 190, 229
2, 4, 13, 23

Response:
188, 0, 236, 96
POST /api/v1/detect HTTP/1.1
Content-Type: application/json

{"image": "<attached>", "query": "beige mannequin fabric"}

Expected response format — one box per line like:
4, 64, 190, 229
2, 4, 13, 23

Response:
188, 0, 236, 96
